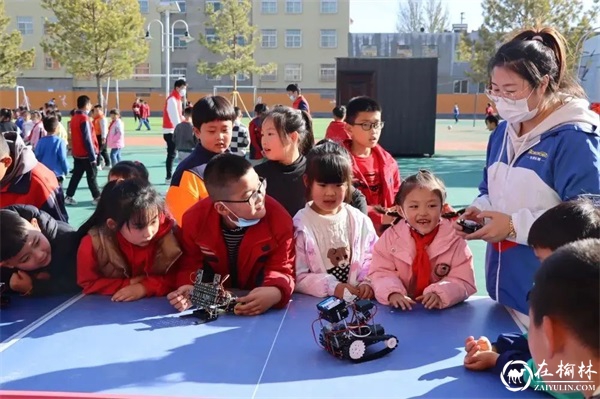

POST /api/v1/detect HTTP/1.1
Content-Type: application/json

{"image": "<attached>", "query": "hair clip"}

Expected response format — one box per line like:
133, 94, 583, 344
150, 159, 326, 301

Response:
531, 35, 544, 43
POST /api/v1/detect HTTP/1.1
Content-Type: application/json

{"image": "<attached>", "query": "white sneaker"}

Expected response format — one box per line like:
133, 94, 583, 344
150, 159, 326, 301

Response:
92, 197, 100, 205
65, 196, 77, 205
165, 178, 171, 185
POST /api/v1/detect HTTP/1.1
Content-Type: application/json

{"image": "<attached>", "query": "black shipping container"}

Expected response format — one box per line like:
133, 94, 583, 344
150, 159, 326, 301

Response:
336, 57, 438, 157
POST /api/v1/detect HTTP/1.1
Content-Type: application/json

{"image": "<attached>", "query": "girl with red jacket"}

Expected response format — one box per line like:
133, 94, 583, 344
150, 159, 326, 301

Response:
77, 179, 182, 302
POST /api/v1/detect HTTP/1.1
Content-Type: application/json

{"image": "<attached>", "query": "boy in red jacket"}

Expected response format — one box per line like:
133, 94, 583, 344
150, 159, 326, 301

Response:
342, 96, 401, 235
168, 153, 295, 316
325, 105, 349, 143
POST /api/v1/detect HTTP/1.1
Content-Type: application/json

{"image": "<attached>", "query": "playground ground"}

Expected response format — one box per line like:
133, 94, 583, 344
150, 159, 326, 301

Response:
63, 117, 491, 294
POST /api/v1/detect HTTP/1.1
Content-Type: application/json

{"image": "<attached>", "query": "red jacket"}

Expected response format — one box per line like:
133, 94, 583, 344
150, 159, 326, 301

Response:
292, 95, 310, 114
71, 110, 98, 160
175, 195, 296, 308
342, 139, 401, 235
248, 117, 263, 160
163, 90, 183, 130
325, 121, 349, 143
140, 103, 150, 119
77, 217, 179, 296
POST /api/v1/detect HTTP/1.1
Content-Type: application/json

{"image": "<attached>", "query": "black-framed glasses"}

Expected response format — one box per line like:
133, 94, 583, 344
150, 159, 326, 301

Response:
349, 121, 385, 131
217, 177, 267, 206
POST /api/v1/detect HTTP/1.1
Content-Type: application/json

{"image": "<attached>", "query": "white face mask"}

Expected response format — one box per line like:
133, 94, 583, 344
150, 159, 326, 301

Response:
179, 88, 187, 97
494, 89, 539, 124
289, 95, 296, 101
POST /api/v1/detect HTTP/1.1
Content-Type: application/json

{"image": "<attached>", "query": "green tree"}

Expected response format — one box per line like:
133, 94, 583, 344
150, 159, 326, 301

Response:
198, 0, 275, 99
460, 0, 600, 86
397, 0, 449, 33
0, 0, 35, 87
41, 0, 148, 106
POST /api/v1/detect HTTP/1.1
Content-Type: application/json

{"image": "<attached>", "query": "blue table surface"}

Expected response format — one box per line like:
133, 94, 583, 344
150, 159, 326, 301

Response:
0, 294, 547, 399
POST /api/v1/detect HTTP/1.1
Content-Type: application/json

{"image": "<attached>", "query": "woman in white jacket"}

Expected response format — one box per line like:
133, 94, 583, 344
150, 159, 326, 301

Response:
454, 27, 600, 326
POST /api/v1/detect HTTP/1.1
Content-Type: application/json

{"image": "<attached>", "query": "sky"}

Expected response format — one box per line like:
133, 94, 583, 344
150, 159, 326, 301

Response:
349, 0, 599, 33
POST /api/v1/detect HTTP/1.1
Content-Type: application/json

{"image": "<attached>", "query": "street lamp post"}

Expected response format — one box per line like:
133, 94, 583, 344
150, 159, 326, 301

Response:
145, 1, 194, 97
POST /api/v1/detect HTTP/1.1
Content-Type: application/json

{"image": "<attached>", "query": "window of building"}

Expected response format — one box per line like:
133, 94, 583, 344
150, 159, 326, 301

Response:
17, 16, 33, 35
261, 0, 277, 14
453, 79, 469, 94
206, 0, 221, 11
44, 53, 60, 70
171, 63, 187, 78
205, 28, 217, 44
261, 29, 277, 48
320, 29, 337, 48
42, 16, 57, 35
173, 28, 189, 49
176, 1, 187, 12
207, 63, 221, 81
320, 0, 337, 13
320, 64, 336, 82
260, 64, 278, 82
237, 72, 248, 82
422, 44, 438, 57
285, 64, 302, 82
138, 0, 149, 14
286, 0, 302, 14
478, 82, 487, 93
285, 29, 302, 48
134, 63, 150, 80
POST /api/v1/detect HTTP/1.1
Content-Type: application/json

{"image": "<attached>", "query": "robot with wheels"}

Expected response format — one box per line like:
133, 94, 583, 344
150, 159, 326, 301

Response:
184, 270, 238, 323
313, 295, 398, 362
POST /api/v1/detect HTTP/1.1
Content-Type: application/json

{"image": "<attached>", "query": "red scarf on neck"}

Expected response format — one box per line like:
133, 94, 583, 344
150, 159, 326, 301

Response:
409, 224, 440, 297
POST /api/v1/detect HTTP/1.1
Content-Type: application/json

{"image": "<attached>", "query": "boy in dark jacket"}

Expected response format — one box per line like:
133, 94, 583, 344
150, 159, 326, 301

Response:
0, 205, 81, 296
168, 153, 295, 316
34, 116, 69, 184
0, 132, 68, 222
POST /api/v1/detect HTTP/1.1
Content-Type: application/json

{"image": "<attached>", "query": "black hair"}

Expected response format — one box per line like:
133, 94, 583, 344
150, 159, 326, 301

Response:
69, 109, 76, 117
286, 84, 300, 93
489, 27, 585, 100
0, 108, 12, 122
77, 95, 90, 109
204, 153, 253, 199
0, 209, 29, 262
263, 106, 315, 156
332, 105, 346, 119
305, 139, 352, 202
529, 238, 600, 356
174, 79, 187, 89
191, 95, 237, 131
0, 132, 9, 158
254, 103, 268, 114
78, 179, 164, 236
395, 170, 447, 206
528, 199, 600, 250
183, 107, 193, 116
109, 108, 120, 116
42, 116, 59, 134
108, 160, 149, 183
234, 106, 242, 118
345, 96, 382, 125
485, 114, 499, 125
93, 104, 102, 110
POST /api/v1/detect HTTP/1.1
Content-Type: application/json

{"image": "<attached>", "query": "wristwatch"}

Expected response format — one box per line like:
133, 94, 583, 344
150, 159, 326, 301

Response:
508, 217, 517, 239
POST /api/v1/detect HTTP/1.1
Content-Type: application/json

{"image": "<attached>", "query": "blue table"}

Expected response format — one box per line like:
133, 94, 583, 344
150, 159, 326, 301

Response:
0, 294, 546, 398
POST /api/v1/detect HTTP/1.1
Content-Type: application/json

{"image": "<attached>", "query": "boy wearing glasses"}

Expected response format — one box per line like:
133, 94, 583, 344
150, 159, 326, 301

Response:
168, 153, 295, 316
166, 96, 237, 227
342, 96, 401, 235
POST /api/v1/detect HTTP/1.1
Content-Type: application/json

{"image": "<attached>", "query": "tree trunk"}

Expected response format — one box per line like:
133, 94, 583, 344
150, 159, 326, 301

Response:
96, 75, 103, 108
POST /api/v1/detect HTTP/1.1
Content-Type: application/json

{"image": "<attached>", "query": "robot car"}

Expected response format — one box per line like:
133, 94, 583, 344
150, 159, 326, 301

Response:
312, 296, 398, 362
184, 270, 238, 323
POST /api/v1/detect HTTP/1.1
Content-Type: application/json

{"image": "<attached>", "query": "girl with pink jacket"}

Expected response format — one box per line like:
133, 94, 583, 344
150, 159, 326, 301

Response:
369, 170, 476, 310
107, 109, 125, 166
294, 141, 377, 299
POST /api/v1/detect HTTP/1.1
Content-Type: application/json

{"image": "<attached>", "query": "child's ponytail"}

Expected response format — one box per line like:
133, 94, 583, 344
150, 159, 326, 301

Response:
299, 110, 315, 156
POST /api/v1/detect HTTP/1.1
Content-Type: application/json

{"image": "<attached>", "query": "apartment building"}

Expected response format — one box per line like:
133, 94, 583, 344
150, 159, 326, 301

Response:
252, 0, 349, 94
4, 0, 349, 98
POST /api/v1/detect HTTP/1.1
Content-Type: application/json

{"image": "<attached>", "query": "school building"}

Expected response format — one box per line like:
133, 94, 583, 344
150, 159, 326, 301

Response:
0, 0, 484, 117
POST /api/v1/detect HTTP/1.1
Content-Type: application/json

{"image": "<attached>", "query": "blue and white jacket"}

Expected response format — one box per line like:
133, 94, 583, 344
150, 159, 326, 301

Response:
472, 97, 600, 316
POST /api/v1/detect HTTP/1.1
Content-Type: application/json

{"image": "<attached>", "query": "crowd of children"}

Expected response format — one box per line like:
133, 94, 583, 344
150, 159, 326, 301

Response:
1, 25, 599, 399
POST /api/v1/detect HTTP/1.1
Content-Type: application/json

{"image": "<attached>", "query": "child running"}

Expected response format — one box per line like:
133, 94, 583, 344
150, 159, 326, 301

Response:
77, 179, 181, 301
294, 140, 377, 299
369, 170, 476, 310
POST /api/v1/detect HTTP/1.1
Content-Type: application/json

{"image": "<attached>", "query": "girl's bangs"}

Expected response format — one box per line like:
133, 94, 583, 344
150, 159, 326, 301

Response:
127, 205, 159, 229
309, 156, 349, 184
